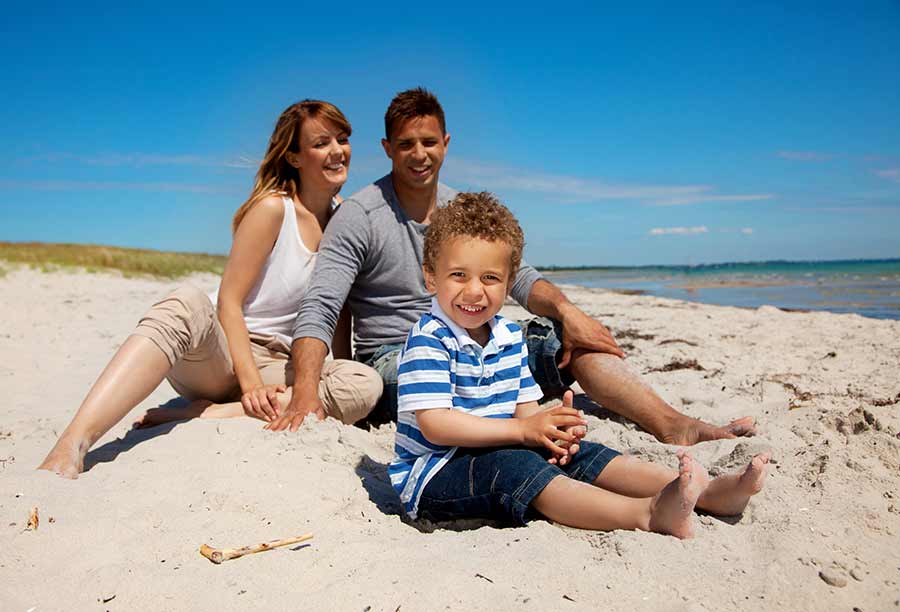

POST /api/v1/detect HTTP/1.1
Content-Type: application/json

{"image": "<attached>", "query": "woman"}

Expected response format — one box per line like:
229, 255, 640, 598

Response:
39, 100, 382, 479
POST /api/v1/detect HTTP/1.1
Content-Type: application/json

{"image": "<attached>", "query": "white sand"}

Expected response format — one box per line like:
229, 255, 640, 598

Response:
2, 268, 899, 611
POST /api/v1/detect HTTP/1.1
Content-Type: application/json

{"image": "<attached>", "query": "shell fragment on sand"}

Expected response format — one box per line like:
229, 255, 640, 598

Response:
26, 507, 38, 531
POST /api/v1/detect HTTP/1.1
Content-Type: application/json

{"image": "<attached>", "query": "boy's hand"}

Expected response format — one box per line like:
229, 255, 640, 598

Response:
517, 403, 586, 459
548, 391, 586, 466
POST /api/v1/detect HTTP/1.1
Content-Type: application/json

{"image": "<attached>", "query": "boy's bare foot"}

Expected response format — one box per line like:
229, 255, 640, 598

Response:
648, 451, 710, 539
37, 436, 89, 479
698, 453, 769, 516
659, 415, 756, 446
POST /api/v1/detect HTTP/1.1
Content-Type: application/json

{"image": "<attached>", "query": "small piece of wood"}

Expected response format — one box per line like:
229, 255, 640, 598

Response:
199, 533, 313, 564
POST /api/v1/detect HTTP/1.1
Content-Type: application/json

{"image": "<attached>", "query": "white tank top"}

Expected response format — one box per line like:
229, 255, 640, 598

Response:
212, 195, 324, 349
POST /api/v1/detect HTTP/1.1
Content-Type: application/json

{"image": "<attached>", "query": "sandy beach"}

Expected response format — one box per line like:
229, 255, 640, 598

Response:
2, 267, 899, 611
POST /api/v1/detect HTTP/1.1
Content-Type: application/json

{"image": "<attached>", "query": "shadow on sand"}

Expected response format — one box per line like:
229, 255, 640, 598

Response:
83, 396, 191, 472
353, 457, 518, 534
570, 392, 633, 428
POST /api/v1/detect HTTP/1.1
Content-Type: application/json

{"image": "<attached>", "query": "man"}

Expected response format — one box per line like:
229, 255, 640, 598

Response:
268, 87, 755, 445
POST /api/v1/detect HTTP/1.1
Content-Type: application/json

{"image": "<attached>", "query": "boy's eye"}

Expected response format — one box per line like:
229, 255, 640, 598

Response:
338, 137, 349, 145
450, 272, 466, 278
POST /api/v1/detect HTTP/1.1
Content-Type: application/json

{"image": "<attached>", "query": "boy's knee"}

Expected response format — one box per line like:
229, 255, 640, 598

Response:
319, 360, 384, 424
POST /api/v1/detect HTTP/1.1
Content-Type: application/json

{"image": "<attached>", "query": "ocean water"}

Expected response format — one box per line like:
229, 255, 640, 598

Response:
541, 259, 900, 320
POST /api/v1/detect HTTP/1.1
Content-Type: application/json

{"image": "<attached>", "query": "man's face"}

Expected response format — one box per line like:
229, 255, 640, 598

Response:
381, 115, 450, 193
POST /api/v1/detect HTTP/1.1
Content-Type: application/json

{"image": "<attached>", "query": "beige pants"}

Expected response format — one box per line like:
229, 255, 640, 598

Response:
132, 286, 382, 425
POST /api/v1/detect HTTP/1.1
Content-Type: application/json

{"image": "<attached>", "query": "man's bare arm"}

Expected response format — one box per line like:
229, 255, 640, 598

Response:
265, 338, 330, 431
525, 279, 624, 367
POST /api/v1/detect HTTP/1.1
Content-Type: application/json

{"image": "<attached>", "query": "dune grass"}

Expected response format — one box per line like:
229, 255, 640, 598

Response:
0, 241, 226, 279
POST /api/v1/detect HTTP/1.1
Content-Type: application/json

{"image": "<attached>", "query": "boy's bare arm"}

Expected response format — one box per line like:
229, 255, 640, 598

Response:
416, 407, 584, 457
513, 400, 543, 418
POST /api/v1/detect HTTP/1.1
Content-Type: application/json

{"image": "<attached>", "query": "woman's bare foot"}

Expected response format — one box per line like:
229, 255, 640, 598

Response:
648, 451, 710, 539
132, 400, 213, 429
37, 435, 90, 479
697, 453, 770, 516
659, 415, 757, 446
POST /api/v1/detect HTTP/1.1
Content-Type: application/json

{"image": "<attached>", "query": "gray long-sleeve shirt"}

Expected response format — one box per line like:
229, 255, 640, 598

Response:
293, 174, 543, 358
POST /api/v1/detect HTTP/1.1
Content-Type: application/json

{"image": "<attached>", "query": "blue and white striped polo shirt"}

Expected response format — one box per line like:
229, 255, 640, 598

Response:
389, 300, 543, 519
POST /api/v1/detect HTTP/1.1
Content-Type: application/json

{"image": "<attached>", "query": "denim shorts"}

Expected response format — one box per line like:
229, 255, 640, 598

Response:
416, 442, 622, 525
358, 317, 574, 425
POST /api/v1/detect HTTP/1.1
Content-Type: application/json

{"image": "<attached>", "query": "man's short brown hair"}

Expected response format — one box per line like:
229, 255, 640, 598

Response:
423, 192, 525, 287
384, 87, 446, 141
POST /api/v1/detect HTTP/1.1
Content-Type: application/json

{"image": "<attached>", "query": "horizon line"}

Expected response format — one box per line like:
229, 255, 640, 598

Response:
2, 240, 899, 271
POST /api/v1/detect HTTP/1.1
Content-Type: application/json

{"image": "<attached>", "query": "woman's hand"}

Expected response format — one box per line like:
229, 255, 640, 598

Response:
516, 404, 586, 459
241, 384, 287, 422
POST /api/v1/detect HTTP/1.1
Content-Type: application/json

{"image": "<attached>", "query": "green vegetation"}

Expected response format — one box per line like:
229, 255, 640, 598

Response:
0, 242, 226, 279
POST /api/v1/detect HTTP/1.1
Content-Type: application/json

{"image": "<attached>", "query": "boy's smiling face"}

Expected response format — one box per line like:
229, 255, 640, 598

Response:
424, 236, 513, 345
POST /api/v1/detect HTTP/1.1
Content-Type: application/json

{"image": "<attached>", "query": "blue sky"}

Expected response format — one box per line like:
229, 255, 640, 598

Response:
2, 2, 899, 266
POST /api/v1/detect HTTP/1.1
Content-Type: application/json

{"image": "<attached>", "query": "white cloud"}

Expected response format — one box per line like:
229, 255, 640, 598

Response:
223, 156, 262, 169
875, 168, 900, 183
653, 194, 773, 206
444, 159, 773, 206
22, 151, 248, 168
0, 179, 242, 194
776, 150, 835, 162
648, 226, 709, 236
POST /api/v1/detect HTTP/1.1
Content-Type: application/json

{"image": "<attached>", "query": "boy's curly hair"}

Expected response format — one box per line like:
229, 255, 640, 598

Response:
424, 192, 524, 286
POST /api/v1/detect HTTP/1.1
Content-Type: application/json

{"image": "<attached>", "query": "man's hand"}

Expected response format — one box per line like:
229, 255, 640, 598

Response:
557, 303, 624, 368
264, 391, 325, 432
240, 384, 286, 422
516, 404, 586, 459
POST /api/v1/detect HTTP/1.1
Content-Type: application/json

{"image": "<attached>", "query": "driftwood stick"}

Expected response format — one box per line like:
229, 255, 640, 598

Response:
199, 533, 313, 564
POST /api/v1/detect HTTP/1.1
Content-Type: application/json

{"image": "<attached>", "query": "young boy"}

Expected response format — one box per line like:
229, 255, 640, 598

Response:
389, 192, 769, 537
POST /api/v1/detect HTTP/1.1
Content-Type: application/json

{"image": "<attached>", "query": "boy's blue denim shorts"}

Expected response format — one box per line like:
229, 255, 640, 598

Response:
358, 316, 574, 424
416, 442, 622, 525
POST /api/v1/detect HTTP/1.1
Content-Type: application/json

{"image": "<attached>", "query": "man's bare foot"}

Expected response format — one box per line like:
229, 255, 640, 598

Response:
697, 453, 769, 516
648, 451, 710, 539
132, 400, 213, 429
659, 415, 757, 446
37, 436, 89, 479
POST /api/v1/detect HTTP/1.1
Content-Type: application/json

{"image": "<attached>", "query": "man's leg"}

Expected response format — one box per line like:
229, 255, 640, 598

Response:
358, 344, 404, 427
568, 349, 755, 445
519, 317, 755, 446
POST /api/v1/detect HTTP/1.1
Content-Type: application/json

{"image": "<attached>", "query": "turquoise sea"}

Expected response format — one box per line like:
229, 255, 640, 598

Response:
540, 259, 900, 321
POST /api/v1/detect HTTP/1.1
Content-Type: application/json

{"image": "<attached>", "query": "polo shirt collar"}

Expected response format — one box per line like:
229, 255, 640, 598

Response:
430, 299, 515, 350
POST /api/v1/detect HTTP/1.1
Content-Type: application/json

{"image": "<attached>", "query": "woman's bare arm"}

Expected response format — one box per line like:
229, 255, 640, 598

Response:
217, 195, 285, 419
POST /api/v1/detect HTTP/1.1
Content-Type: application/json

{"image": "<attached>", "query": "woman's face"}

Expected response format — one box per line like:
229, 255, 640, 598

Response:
292, 116, 351, 196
